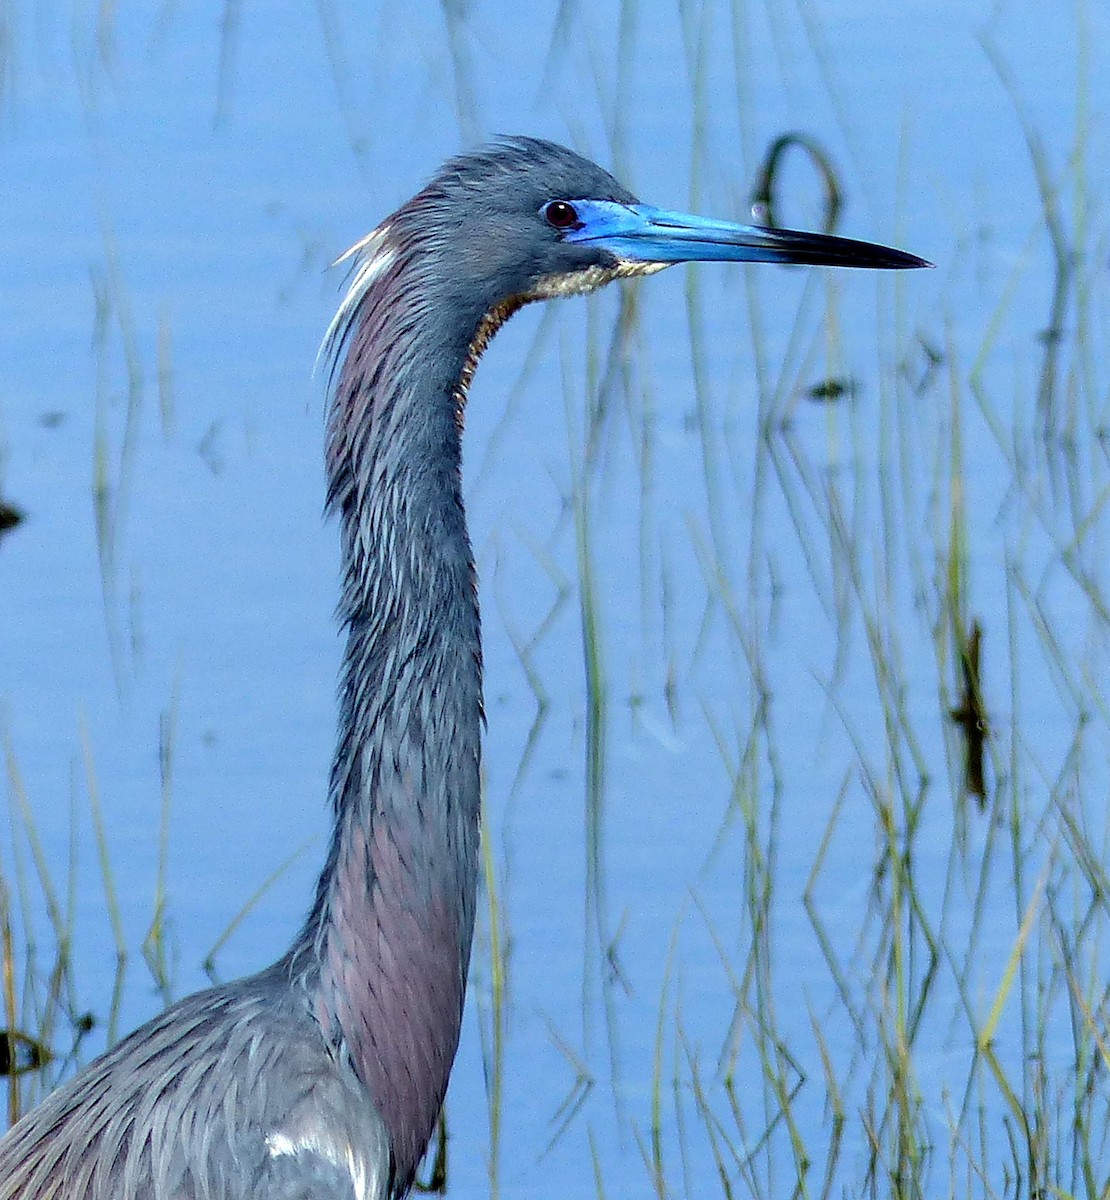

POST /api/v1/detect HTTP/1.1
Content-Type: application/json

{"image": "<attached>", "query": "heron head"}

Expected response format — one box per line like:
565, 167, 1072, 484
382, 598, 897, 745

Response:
405, 137, 928, 315
323, 137, 929, 372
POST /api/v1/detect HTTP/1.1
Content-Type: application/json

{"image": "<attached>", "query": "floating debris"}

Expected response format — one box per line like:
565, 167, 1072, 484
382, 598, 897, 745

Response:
807, 377, 857, 404
0, 499, 24, 537
950, 619, 988, 805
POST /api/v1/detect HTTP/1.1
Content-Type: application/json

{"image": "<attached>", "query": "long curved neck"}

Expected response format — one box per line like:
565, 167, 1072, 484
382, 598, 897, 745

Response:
293, 246, 485, 1193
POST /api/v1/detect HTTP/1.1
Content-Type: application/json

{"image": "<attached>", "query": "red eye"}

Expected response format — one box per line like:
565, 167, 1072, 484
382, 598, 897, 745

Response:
543, 200, 581, 230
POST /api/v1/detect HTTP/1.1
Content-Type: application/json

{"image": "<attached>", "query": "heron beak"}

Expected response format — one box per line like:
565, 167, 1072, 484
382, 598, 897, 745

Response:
566, 202, 931, 270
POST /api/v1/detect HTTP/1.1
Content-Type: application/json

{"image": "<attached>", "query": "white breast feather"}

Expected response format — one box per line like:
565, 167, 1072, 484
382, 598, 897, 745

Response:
266, 1129, 381, 1200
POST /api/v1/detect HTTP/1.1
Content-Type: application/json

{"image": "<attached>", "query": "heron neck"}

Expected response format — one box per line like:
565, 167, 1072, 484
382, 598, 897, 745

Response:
294, 291, 485, 1192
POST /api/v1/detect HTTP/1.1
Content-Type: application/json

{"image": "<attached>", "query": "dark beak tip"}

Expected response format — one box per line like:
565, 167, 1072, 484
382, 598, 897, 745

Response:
876, 252, 932, 271
876, 248, 932, 270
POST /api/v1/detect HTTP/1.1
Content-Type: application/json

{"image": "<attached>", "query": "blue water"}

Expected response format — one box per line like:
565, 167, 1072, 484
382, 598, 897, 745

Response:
2, 1, 1107, 1197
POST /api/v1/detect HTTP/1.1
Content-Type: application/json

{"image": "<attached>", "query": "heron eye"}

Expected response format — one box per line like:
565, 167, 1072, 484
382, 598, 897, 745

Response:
543, 200, 581, 230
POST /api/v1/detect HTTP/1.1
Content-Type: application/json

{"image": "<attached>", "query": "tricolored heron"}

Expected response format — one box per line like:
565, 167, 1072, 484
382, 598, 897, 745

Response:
0, 137, 928, 1199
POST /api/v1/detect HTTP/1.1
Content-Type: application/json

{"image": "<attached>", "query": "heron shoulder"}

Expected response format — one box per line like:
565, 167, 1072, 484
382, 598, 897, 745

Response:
0, 970, 389, 1200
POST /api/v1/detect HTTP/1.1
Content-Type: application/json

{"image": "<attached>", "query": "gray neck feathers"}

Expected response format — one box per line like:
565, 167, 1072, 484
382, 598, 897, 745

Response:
294, 232, 484, 1195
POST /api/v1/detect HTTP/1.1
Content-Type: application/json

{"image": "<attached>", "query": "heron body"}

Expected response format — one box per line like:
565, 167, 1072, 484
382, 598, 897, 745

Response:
0, 138, 927, 1199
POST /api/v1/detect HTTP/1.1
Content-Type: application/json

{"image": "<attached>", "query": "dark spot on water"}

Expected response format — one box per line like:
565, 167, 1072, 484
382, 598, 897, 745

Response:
808, 377, 856, 404
0, 499, 24, 536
